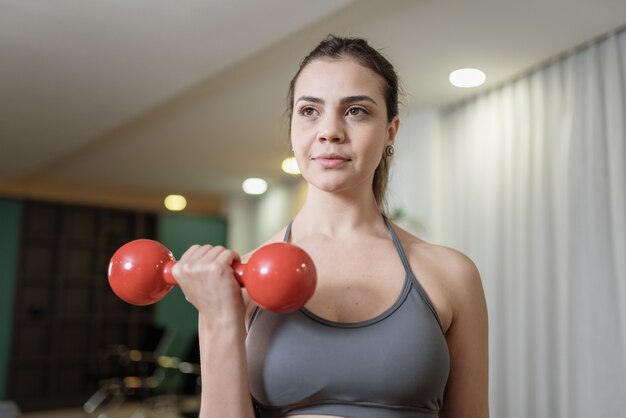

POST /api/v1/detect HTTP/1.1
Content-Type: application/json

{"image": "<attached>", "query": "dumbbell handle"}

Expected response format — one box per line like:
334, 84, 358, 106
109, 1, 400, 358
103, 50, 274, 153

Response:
157, 256, 244, 287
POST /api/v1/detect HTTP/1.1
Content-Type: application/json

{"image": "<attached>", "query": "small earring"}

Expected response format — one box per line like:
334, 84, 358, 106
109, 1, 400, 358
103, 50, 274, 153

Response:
385, 145, 395, 157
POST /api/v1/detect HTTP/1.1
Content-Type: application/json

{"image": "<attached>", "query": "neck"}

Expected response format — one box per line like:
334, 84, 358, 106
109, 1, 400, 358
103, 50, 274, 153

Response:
293, 184, 387, 239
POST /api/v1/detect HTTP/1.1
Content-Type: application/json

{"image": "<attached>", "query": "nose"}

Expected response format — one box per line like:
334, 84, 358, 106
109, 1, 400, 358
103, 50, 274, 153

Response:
317, 114, 345, 143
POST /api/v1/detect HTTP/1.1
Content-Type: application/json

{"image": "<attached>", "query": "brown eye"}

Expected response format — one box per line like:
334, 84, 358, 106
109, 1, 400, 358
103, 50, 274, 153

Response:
301, 106, 318, 117
347, 107, 368, 117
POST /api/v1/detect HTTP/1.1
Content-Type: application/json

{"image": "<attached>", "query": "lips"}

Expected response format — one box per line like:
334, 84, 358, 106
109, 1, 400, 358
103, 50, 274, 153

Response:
312, 153, 350, 169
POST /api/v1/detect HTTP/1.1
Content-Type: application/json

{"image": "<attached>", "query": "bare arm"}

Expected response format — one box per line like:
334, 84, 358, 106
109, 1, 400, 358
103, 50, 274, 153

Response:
173, 245, 256, 418
439, 250, 489, 418
198, 313, 255, 418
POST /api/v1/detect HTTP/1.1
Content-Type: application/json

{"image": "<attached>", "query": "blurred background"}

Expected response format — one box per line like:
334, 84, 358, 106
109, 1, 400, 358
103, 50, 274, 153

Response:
1, 0, 625, 417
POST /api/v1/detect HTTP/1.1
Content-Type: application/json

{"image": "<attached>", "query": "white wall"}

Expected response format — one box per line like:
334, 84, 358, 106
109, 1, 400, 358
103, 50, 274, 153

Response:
255, 182, 294, 244
226, 193, 258, 254
387, 106, 441, 242
227, 179, 305, 254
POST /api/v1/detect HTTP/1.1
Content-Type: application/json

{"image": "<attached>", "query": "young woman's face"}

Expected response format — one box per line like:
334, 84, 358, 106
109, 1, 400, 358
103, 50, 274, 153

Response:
290, 58, 399, 197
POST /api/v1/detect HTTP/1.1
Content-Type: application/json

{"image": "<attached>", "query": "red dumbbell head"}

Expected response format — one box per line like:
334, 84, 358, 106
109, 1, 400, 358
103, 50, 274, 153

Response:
108, 239, 176, 306
237, 242, 317, 313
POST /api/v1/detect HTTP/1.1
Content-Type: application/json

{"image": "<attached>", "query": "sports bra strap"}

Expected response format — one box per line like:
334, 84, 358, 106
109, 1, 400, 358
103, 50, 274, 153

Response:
384, 218, 445, 333
383, 216, 413, 276
283, 222, 292, 242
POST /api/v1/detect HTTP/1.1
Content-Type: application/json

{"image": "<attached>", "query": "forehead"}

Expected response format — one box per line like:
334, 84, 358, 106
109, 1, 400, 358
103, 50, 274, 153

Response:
294, 58, 385, 101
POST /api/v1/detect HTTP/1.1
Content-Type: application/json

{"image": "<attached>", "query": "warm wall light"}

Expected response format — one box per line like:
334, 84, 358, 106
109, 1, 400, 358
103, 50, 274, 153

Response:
449, 68, 486, 88
242, 178, 268, 195
164, 194, 187, 211
281, 157, 300, 175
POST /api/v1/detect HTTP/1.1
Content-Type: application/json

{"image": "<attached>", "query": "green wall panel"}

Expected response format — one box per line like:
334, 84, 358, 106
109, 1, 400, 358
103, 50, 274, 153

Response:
155, 213, 227, 360
0, 198, 22, 399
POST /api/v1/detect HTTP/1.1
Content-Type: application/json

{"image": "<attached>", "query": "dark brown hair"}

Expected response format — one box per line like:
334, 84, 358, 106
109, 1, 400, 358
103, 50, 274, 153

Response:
287, 35, 400, 212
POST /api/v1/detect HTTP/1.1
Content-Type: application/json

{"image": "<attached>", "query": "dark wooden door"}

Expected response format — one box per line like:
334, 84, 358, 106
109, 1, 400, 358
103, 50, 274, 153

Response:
7, 200, 157, 411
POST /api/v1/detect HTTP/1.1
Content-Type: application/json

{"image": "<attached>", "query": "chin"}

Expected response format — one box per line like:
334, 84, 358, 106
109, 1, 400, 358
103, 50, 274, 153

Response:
302, 168, 370, 195
305, 176, 347, 193
311, 177, 364, 195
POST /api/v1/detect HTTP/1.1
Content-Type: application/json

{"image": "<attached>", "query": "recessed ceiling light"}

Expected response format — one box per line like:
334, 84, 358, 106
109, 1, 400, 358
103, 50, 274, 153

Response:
449, 68, 486, 88
281, 157, 300, 175
242, 178, 268, 195
164, 194, 187, 211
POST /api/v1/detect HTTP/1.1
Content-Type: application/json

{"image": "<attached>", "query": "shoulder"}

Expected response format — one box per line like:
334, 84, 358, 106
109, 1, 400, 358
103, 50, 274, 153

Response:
390, 222, 481, 284
390, 222, 484, 318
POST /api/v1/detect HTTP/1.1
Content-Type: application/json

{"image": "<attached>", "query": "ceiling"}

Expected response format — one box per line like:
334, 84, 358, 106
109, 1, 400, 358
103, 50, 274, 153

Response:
2, 0, 625, 213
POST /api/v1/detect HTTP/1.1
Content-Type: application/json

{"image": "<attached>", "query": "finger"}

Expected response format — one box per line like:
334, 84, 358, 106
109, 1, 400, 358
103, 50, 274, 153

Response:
216, 248, 238, 266
174, 245, 206, 278
190, 244, 215, 261
179, 244, 203, 261
171, 261, 184, 280
204, 245, 226, 261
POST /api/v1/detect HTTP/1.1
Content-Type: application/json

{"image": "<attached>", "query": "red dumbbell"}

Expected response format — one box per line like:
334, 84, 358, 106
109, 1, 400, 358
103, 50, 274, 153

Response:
108, 239, 317, 313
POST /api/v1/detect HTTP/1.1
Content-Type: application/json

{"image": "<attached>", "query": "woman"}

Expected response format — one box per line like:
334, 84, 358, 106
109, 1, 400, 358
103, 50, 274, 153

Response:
173, 35, 489, 418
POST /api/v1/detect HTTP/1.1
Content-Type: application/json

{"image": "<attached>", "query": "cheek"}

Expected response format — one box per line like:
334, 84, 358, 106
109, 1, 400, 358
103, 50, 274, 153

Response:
365, 148, 384, 173
290, 131, 305, 153
290, 122, 316, 156
290, 137, 310, 172
360, 130, 387, 164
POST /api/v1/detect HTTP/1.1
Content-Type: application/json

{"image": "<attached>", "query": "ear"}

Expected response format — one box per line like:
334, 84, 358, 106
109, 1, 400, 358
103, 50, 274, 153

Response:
386, 115, 400, 146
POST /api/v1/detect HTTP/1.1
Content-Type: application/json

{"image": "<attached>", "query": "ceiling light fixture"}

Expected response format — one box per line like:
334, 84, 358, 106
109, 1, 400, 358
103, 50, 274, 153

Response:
242, 178, 268, 195
449, 68, 486, 88
164, 194, 187, 211
281, 157, 300, 175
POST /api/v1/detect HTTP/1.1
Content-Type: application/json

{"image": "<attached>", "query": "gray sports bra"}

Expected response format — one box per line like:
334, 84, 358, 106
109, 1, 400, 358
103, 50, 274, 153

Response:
246, 218, 450, 418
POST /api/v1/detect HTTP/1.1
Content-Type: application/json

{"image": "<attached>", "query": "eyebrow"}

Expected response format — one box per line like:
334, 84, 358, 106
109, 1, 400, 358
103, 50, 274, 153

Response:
295, 95, 378, 106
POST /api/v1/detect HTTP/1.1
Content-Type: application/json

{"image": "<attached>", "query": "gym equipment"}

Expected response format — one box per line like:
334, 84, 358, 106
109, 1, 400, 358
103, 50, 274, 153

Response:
108, 239, 316, 312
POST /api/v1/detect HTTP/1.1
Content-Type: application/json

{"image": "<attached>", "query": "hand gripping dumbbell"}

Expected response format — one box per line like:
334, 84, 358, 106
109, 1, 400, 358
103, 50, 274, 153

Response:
108, 239, 317, 313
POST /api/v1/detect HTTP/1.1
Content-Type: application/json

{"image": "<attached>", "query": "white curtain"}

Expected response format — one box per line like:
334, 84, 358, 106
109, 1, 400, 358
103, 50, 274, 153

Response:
436, 29, 626, 418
